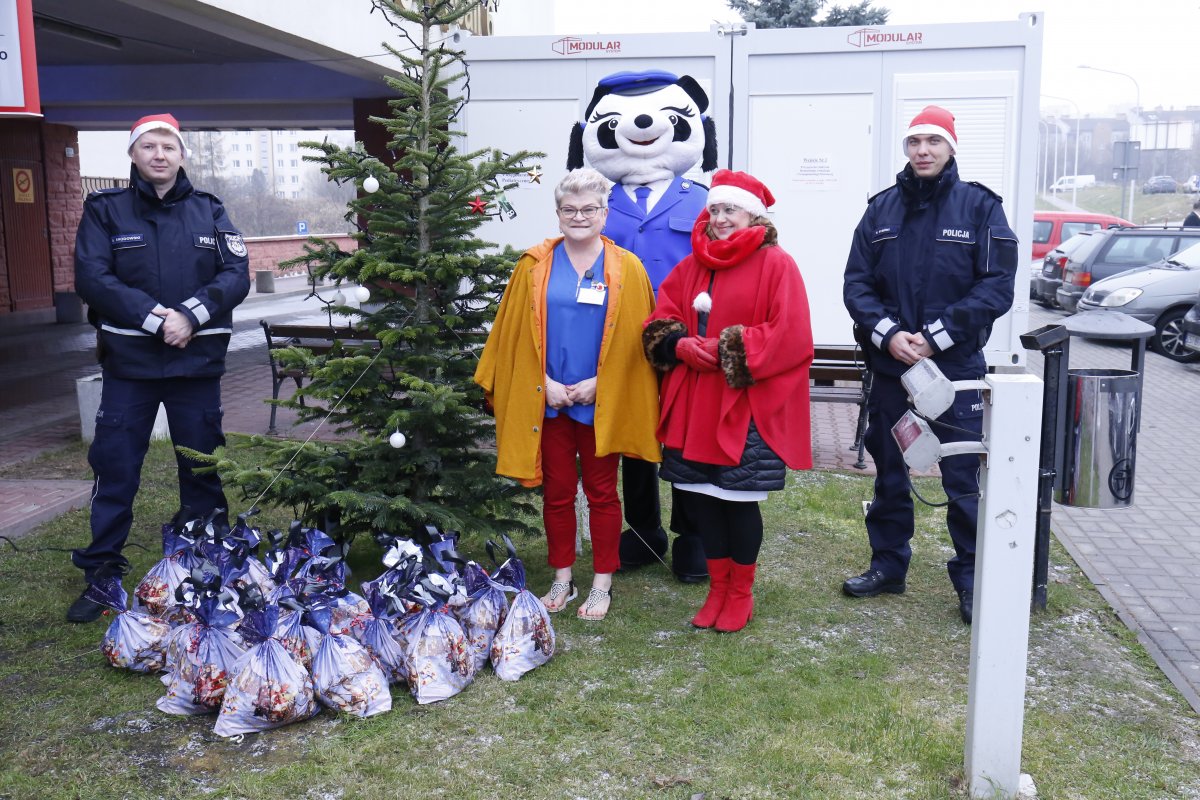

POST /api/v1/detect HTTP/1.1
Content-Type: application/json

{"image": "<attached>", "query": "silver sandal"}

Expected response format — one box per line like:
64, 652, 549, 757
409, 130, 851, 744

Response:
577, 586, 612, 621
541, 579, 577, 613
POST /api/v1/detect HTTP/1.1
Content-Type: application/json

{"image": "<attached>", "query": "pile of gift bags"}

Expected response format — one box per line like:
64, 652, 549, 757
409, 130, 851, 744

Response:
84, 510, 556, 737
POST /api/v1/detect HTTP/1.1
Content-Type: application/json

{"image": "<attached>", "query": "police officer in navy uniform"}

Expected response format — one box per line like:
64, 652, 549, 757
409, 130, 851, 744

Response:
67, 113, 250, 622
842, 106, 1017, 624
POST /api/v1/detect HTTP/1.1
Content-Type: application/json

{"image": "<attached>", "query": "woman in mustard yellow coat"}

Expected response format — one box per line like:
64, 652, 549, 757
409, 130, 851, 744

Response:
475, 168, 660, 621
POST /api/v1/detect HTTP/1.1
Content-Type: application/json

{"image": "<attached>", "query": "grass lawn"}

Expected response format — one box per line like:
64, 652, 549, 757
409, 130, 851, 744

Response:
1, 439, 1198, 799
1042, 186, 1196, 225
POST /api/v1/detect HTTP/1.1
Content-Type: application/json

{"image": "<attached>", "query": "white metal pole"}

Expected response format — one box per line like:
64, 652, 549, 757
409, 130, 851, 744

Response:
1038, 121, 1049, 195
1129, 178, 1136, 221
1071, 116, 1080, 208
965, 372, 1044, 800
1051, 119, 1059, 191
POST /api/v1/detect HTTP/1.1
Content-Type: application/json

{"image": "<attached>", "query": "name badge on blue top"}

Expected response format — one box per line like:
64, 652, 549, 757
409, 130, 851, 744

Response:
577, 285, 606, 305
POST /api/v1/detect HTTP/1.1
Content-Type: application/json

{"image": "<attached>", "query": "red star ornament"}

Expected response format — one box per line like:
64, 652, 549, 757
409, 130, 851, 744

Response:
468, 196, 488, 214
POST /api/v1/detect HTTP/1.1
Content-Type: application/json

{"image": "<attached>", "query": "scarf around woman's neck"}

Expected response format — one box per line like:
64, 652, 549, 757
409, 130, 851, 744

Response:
690, 210, 767, 270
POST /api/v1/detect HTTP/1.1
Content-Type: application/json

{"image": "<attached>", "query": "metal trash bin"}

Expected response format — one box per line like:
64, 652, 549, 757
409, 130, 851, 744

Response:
1056, 368, 1139, 508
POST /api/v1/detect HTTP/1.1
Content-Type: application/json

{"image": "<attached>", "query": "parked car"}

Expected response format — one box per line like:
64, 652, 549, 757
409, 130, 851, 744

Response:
1182, 300, 1200, 354
1142, 175, 1178, 194
1031, 210, 1131, 262
1049, 174, 1096, 193
1076, 240, 1200, 362
1031, 230, 1094, 306
1184, 175, 1200, 194
1055, 226, 1200, 312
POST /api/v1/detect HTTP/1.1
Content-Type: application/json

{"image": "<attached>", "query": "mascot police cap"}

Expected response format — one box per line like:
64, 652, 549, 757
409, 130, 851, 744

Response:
567, 69, 717, 186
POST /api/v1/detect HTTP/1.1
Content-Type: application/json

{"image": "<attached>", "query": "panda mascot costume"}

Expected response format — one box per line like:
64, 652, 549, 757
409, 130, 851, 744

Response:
567, 69, 718, 583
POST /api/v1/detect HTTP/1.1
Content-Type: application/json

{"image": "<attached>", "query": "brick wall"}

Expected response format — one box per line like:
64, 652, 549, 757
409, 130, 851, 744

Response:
244, 234, 358, 276
42, 124, 83, 293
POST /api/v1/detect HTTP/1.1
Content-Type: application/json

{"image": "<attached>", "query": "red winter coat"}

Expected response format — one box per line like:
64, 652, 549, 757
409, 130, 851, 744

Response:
645, 233, 814, 470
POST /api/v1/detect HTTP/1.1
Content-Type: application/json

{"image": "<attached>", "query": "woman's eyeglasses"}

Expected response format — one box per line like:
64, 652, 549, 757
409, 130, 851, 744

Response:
557, 205, 605, 219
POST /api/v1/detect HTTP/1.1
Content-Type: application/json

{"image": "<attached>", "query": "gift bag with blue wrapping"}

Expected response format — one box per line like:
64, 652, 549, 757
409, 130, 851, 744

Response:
88, 575, 171, 673
359, 570, 416, 686
306, 598, 391, 718
225, 509, 277, 598
400, 574, 475, 705
157, 566, 248, 716
456, 559, 508, 675
488, 536, 555, 681
214, 604, 318, 737
134, 511, 205, 626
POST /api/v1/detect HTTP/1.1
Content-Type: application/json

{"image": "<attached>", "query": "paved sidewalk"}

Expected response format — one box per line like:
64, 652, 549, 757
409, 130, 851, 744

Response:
1, 292, 1198, 713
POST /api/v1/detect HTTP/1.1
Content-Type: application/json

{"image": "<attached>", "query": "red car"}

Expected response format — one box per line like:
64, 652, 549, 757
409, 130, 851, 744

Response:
1031, 211, 1132, 261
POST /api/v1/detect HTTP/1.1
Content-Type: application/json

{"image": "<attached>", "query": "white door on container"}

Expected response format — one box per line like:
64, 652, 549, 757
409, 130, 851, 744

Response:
748, 92, 873, 347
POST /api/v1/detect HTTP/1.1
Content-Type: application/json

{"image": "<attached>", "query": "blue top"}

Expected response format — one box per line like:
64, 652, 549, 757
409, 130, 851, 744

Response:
544, 243, 607, 426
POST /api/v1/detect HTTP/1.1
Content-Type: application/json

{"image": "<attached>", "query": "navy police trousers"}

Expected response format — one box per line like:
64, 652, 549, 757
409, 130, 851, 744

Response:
862, 372, 983, 593
73, 374, 228, 581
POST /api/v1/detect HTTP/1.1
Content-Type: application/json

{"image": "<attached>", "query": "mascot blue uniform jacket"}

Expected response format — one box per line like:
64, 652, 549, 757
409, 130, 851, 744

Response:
604, 177, 707, 292
73, 165, 250, 580
567, 69, 719, 579
568, 70, 717, 292
844, 157, 1017, 593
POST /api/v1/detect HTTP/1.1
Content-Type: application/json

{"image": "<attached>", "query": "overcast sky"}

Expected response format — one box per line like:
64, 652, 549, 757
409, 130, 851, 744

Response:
553, 0, 1195, 115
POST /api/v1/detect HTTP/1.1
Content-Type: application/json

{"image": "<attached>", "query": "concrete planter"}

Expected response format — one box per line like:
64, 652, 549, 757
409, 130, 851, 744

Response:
76, 374, 170, 443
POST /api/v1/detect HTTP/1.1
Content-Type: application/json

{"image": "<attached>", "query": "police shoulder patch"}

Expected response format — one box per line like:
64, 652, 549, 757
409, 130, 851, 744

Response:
222, 231, 248, 258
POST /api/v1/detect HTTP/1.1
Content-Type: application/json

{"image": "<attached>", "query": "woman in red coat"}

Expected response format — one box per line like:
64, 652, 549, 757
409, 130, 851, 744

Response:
643, 170, 813, 632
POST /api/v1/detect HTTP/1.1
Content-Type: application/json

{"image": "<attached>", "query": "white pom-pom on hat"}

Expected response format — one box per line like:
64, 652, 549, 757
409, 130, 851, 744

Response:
693, 291, 712, 313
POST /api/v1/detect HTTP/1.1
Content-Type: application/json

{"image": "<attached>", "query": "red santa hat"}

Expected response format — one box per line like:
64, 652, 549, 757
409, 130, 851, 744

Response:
707, 169, 775, 218
903, 105, 957, 154
127, 113, 189, 157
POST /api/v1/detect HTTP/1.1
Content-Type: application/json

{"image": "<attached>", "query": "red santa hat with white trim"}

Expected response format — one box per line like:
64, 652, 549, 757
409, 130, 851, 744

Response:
903, 105, 957, 154
706, 169, 775, 218
127, 113, 190, 158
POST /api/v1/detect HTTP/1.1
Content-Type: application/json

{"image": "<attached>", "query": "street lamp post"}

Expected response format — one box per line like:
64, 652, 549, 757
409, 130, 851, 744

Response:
1079, 65, 1141, 215
1044, 94, 1082, 208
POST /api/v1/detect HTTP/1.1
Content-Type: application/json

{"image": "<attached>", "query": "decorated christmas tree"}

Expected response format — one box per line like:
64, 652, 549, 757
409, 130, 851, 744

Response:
214, 0, 540, 539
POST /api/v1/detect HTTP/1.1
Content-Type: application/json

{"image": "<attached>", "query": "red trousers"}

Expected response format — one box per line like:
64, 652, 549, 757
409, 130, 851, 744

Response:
541, 414, 621, 574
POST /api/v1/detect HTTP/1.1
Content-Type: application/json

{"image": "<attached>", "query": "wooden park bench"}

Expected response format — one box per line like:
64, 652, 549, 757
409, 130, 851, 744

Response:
809, 343, 873, 470
260, 320, 380, 434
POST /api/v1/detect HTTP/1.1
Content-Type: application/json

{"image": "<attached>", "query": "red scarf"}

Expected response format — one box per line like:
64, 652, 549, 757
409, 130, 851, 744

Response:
690, 210, 767, 271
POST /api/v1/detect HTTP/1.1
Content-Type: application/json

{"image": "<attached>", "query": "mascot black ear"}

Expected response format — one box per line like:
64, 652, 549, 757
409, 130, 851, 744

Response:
567, 122, 585, 170
701, 117, 718, 172
676, 75, 710, 114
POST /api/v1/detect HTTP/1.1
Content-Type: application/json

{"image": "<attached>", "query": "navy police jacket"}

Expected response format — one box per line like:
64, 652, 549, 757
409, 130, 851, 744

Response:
603, 175, 707, 293
75, 166, 250, 380
843, 159, 1017, 380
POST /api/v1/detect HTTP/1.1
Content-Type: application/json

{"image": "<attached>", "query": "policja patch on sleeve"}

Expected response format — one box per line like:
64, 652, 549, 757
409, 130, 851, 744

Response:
216, 230, 248, 262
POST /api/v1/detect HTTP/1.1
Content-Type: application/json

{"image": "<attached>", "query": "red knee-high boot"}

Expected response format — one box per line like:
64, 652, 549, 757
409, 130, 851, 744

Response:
691, 558, 732, 628
715, 562, 756, 632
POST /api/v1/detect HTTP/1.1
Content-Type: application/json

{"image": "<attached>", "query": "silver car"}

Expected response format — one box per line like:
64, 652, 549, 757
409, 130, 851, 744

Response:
1076, 241, 1200, 362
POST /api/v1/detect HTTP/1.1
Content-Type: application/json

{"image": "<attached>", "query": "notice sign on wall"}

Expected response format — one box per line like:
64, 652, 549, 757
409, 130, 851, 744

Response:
0, 0, 40, 115
13, 167, 34, 203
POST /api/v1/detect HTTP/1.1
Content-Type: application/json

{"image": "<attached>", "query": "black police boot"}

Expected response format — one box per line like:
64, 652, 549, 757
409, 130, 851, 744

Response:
841, 568, 906, 598
671, 534, 709, 583
957, 588, 974, 625
66, 586, 106, 623
618, 526, 668, 570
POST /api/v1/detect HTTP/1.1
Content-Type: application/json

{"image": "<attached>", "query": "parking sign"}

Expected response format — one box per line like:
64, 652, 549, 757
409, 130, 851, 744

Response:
297, 220, 309, 235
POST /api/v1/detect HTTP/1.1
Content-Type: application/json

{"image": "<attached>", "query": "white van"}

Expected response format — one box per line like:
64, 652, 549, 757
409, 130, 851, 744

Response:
1050, 175, 1096, 192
